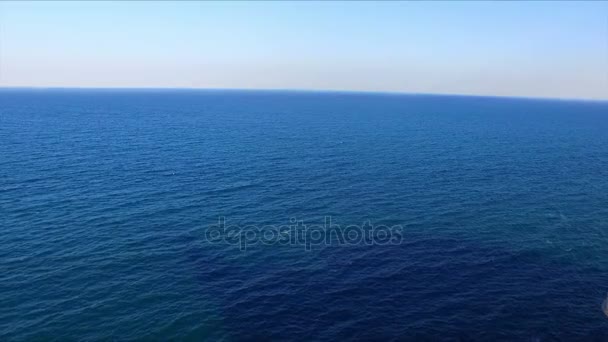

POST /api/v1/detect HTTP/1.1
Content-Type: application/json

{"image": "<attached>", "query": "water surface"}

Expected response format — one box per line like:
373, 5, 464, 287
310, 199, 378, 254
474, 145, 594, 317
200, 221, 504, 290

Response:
1, 89, 608, 340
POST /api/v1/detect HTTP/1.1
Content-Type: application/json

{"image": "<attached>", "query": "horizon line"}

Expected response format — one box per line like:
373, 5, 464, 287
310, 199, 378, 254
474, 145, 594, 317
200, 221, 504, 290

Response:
0, 86, 606, 103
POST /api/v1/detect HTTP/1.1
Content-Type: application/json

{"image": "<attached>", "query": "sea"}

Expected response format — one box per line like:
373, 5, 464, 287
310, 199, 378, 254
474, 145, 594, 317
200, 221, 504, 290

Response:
1, 88, 608, 340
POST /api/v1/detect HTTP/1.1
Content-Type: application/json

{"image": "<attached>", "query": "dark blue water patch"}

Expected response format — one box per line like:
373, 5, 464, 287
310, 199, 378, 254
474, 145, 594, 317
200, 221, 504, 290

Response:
1, 89, 608, 340
185, 233, 608, 341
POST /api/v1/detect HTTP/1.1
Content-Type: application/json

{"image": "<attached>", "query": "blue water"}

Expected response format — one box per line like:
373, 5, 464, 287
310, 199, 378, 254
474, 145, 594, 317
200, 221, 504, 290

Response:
1, 89, 608, 340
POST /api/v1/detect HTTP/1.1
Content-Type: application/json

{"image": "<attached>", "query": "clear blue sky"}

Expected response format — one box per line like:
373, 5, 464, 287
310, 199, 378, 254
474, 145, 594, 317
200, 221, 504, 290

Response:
1, 1, 607, 99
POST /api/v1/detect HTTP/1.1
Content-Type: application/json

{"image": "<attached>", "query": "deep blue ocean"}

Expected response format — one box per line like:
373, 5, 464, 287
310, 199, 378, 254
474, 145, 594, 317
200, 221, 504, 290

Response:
1, 89, 608, 340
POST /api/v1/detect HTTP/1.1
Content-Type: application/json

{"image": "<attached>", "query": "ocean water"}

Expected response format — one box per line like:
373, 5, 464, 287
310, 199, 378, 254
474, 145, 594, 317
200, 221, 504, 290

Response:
1, 89, 608, 340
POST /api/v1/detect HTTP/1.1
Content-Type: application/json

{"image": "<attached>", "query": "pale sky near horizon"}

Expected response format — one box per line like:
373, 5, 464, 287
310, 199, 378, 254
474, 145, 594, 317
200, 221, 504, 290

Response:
0, 1, 607, 99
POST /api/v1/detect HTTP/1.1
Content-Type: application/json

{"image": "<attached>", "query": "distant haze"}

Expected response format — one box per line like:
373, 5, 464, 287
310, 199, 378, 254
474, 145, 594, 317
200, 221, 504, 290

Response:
1, 1, 607, 100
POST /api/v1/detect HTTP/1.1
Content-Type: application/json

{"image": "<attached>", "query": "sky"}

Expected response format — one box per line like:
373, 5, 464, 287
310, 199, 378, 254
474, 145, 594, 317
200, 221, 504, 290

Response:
0, 1, 607, 100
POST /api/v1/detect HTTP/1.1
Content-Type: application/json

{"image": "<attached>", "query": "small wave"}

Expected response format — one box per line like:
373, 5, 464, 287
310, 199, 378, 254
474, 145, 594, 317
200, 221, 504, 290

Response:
208, 180, 260, 194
